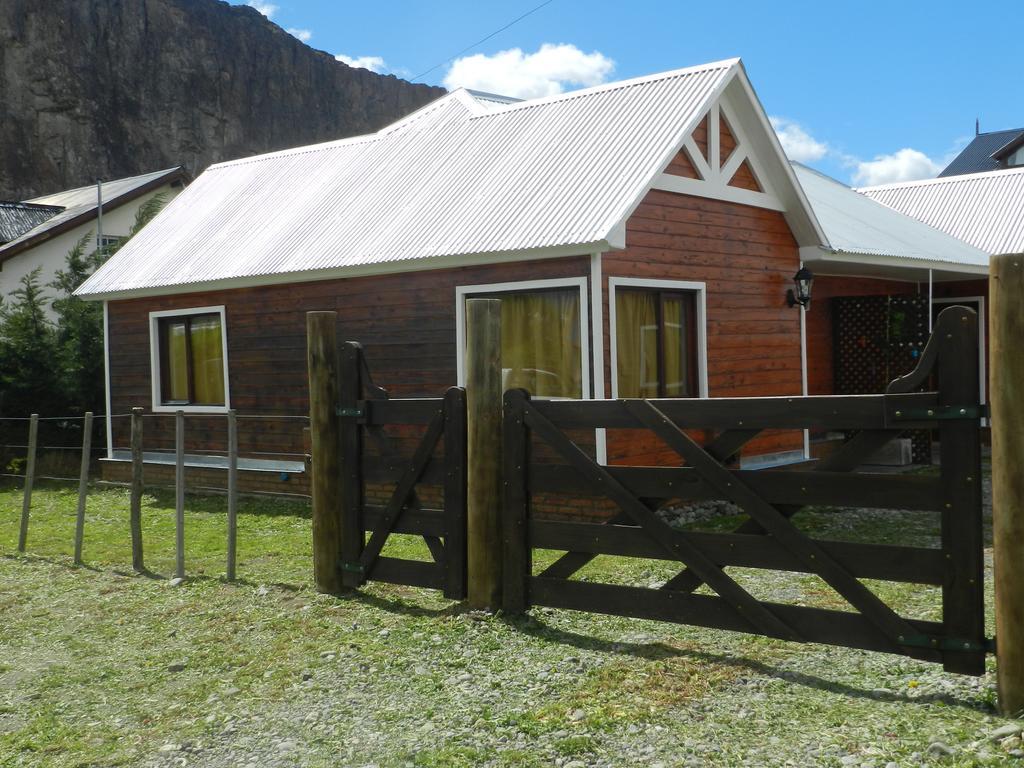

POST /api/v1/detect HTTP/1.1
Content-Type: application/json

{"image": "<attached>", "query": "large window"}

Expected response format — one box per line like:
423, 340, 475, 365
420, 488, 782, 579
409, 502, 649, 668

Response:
457, 279, 588, 399
614, 287, 700, 398
150, 307, 229, 410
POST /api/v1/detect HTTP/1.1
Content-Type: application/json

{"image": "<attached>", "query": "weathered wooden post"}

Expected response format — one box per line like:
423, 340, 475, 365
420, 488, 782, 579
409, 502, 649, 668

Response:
306, 311, 343, 594
73, 411, 93, 565
991, 252, 1024, 716
465, 298, 503, 610
129, 407, 145, 572
226, 409, 238, 581
17, 413, 38, 553
175, 410, 185, 580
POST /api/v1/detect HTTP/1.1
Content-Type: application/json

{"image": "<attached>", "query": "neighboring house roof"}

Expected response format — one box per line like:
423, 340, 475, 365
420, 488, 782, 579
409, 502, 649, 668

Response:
0, 167, 187, 265
76, 59, 826, 300
938, 128, 1024, 177
0, 202, 63, 244
858, 167, 1024, 255
794, 164, 988, 275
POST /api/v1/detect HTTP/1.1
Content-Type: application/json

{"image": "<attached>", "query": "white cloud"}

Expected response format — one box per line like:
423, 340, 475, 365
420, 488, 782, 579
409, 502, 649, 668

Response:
442, 43, 614, 99
335, 54, 388, 74
851, 148, 944, 186
246, 1, 277, 18
287, 28, 312, 42
769, 117, 828, 163
766, 115, 946, 186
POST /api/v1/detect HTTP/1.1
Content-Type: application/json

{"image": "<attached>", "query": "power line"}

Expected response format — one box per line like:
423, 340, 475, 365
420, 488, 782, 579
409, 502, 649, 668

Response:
410, 0, 556, 83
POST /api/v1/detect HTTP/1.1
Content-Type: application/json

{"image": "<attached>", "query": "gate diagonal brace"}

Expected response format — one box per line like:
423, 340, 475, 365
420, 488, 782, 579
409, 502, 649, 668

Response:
537, 428, 761, 581
358, 409, 446, 575
663, 428, 898, 593
522, 402, 800, 642
624, 400, 926, 653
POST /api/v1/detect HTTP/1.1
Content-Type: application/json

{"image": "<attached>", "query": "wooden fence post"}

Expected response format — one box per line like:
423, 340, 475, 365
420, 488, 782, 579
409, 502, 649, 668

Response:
73, 411, 93, 565
338, 342, 364, 589
443, 386, 467, 600
466, 298, 502, 610
307, 311, 343, 594
17, 413, 38, 553
175, 410, 185, 580
129, 407, 145, 572
991, 252, 1024, 716
226, 409, 238, 581
502, 389, 531, 614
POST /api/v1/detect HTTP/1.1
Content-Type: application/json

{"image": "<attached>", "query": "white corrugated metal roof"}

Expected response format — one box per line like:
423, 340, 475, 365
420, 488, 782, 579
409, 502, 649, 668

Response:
794, 163, 989, 269
78, 60, 760, 299
0, 168, 183, 261
858, 167, 1024, 255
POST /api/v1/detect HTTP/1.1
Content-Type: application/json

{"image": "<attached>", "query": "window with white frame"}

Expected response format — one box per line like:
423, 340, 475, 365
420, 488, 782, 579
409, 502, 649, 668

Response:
610, 278, 707, 399
457, 279, 589, 399
149, 307, 229, 410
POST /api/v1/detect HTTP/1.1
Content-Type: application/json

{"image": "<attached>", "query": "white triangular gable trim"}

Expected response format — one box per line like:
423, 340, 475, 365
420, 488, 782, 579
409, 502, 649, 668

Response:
652, 94, 784, 210
604, 64, 826, 249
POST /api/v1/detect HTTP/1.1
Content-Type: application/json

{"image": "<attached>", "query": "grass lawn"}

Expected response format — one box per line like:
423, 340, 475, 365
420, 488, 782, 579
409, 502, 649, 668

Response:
0, 478, 1019, 767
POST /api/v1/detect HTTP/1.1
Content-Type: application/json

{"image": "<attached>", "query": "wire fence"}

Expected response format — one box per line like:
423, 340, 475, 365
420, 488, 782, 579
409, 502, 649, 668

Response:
0, 409, 311, 580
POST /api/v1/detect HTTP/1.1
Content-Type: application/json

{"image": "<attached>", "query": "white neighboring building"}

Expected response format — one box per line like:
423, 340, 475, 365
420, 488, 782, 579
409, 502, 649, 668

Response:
858, 166, 1024, 256
0, 168, 187, 310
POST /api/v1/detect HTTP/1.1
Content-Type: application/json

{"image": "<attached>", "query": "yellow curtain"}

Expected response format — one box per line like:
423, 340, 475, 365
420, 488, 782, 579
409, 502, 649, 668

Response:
615, 291, 659, 398
189, 315, 225, 405
499, 289, 581, 398
165, 321, 189, 401
662, 294, 691, 397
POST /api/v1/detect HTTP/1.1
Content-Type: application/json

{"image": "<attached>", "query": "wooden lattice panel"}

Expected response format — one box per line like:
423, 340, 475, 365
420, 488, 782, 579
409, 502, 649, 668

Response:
833, 294, 931, 462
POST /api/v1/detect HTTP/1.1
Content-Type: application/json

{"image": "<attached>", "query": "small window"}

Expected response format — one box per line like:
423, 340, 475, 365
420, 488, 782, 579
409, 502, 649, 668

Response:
98, 235, 125, 248
154, 311, 227, 407
465, 287, 583, 399
615, 289, 698, 398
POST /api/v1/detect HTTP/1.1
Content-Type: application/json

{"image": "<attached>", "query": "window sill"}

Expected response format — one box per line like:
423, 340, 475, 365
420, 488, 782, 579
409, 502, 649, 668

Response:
151, 404, 231, 414
103, 450, 305, 474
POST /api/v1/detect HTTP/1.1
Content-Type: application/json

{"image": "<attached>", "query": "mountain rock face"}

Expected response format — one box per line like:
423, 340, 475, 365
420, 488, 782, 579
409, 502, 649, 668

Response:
0, 0, 445, 199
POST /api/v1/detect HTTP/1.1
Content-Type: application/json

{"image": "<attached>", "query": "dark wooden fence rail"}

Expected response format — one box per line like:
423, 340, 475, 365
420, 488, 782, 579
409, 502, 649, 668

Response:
502, 306, 988, 675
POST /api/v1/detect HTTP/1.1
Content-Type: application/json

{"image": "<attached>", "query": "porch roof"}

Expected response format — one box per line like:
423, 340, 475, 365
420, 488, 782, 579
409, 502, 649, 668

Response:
794, 163, 989, 280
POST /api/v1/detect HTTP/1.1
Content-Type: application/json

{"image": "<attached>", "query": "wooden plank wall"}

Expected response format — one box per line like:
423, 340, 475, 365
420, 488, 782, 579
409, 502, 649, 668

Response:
603, 188, 804, 465
106, 256, 591, 483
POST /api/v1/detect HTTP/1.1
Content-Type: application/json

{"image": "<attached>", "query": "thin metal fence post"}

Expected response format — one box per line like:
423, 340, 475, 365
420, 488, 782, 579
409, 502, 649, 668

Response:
73, 412, 94, 564
17, 414, 39, 553
175, 410, 185, 580
227, 409, 238, 581
130, 408, 144, 572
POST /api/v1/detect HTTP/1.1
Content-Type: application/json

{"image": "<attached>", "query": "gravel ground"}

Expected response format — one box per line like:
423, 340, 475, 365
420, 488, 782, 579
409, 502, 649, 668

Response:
0, 470, 1019, 768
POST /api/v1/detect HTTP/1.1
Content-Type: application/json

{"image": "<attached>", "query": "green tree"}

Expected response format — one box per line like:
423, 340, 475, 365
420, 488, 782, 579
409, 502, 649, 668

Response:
0, 191, 169, 418
50, 232, 105, 414
0, 268, 60, 417
47, 193, 169, 415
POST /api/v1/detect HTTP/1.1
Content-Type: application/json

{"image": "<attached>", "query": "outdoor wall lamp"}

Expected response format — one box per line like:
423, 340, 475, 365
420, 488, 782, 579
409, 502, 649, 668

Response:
787, 266, 814, 309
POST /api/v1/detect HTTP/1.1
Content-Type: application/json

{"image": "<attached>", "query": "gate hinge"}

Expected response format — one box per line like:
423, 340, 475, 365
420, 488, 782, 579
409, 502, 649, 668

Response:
339, 561, 365, 574
896, 633, 994, 653
890, 404, 988, 422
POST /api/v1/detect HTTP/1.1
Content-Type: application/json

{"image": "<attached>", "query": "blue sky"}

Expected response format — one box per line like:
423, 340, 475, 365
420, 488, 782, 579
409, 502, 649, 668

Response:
235, 0, 1019, 186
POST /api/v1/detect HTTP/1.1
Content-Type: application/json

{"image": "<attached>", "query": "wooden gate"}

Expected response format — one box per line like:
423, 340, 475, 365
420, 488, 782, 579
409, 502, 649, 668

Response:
336, 342, 467, 599
501, 307, 989, 674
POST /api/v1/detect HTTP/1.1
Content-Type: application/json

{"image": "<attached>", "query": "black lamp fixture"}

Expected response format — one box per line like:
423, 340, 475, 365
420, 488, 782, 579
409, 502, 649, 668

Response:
787, 266, 814, 309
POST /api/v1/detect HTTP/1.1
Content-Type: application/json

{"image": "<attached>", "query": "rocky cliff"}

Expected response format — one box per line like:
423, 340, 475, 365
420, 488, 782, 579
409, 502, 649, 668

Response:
0, 0, 445, 199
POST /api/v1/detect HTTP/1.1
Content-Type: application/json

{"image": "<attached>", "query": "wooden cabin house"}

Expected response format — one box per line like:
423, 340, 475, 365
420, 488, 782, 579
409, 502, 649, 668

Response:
76, 59, 989, 497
